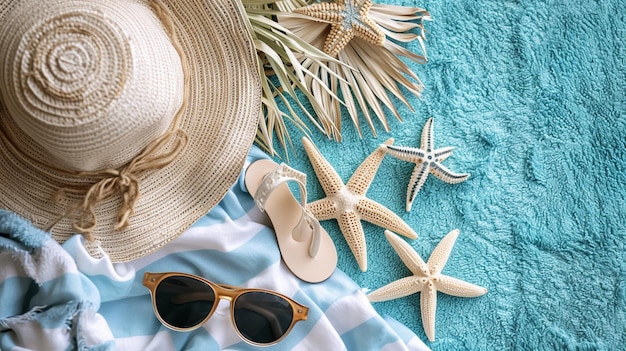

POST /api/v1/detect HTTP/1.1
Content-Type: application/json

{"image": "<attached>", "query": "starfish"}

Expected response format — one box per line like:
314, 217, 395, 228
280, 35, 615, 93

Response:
302, 137, 417, 272
381, 117, 470, 212
368, 229, 487, 342
294, 0, 385, 57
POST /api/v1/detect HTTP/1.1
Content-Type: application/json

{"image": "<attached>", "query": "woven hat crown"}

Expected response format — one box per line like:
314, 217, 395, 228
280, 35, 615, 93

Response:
0, 0, 261, 262
0, 0, 184, 171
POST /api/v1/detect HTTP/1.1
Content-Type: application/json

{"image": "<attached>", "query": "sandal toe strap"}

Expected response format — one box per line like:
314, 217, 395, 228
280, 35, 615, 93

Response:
293, 211, 321, 258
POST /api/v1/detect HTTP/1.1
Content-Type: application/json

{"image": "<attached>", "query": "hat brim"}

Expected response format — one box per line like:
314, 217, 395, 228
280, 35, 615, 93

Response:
0, 0, 261, 261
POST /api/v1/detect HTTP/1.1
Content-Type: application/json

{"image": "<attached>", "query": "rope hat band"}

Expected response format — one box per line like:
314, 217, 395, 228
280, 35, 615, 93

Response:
0, 0, 261, 262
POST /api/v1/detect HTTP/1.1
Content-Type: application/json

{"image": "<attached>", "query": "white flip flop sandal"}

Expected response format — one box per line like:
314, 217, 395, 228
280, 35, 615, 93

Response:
245, 159, 337, 283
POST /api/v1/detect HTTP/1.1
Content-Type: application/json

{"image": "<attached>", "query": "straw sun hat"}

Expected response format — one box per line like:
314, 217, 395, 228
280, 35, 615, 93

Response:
0, 0, 261, 261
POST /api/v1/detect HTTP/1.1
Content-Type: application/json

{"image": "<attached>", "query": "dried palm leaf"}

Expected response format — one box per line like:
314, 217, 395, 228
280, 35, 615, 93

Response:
241, 1, 349, 157
279, 0, 431, 140
241, 0, 430, 155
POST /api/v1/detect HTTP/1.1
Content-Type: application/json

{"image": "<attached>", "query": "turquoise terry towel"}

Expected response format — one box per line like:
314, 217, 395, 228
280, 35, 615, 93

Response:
275, 0, 626, 349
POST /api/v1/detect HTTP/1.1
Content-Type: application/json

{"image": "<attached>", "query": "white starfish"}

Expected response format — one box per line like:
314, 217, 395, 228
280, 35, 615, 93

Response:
381, 117, 470, 211
368, 229, 487, 342
302, 137, 417, 272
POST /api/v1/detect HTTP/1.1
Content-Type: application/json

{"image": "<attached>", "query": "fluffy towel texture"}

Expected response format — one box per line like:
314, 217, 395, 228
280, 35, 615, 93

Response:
282, 0, 626, 349
0, 148, 430, 351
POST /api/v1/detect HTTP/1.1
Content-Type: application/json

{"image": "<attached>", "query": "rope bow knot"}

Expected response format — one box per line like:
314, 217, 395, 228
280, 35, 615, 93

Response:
53, 129, 188, 241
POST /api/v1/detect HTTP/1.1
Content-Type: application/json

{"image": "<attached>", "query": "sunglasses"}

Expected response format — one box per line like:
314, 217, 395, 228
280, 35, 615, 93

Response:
142, 272, 309, 346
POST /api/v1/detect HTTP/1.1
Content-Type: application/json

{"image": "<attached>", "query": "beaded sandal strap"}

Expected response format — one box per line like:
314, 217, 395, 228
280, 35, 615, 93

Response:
253, 163, 320, 257
254, 163, 307, 211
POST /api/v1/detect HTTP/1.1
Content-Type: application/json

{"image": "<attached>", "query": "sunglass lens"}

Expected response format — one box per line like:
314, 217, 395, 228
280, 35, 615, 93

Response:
233, 292, 294, 344
155, 276, 215, 329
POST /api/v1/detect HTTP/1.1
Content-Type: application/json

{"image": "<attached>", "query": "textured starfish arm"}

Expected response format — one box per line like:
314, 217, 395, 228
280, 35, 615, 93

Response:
357, 198, 417, 239
420, 285, 437, 342
302, 137, 346, 195
384, 230, 427, 276
306, 198, 338, 221
324, 25, 356, 58
346, 138, 393, 195
367, 276, 425, 302
382, 144, 425, 163
337, 210, 368, 272
436, 275, 488, 298
430, 162, 470, 184
420, 117, 434, 151
434, 146, 455, 162
406, 161, 430, 211
353, 19, 385, 46
427, 229, 459, 274
293, 3, 344, 23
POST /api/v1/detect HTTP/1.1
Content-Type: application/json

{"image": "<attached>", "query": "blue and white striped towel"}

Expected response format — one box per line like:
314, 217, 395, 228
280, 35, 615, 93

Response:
0, 146, 429, 351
